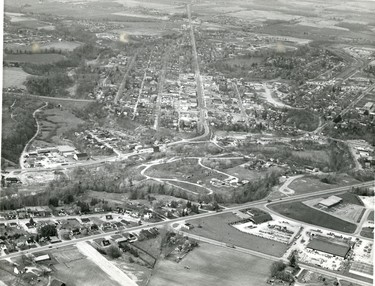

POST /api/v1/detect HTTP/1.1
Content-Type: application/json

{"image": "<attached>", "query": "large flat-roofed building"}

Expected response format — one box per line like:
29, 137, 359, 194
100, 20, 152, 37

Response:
307, 237, 351, 258
318, 195, 343, 208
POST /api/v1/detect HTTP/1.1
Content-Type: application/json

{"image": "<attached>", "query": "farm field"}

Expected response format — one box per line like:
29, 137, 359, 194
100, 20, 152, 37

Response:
269, 201, 357, 233
149, 243, 272, 286
4, 53, 66, 64
40, 41, 82, 51
3, 67, 30, 88
186, 213, 288, 257
289, 174, 360, 195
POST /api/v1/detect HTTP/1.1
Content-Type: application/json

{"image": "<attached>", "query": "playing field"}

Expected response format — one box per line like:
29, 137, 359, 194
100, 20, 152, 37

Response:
149, 243, 273, 286
186, 213, 288, 257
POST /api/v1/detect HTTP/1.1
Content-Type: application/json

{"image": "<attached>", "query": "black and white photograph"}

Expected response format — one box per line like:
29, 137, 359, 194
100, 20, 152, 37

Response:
0, 0, 374, 285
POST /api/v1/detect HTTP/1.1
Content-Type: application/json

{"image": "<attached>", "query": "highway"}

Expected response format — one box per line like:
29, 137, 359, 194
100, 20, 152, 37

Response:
180, 232, 373, 286
1, 180, 372, 261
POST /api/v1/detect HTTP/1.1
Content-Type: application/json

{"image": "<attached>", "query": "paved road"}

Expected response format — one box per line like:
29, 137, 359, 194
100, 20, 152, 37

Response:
1, 180, 372, 262
180, 232, 372, 286
187, 3, 209, 138
114, 51, 139, 104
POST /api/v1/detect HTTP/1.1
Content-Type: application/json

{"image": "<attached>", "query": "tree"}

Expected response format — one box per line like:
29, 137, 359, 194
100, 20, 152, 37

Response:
106, 245, 122, 259
270, 261, 286, 277
48, 197, 59, 207
29, 217, 35, 226
39, 224, 57, 238
289, 252, 298, 268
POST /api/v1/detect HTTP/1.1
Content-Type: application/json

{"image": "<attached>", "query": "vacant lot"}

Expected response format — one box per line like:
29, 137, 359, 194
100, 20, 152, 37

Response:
33, 107, 85, 148
269, 201, 357, 233
186, 213, 288, 257
289, 174, 360, 195
337, 192, 364, 206
53, 255, 121, 286
4, 53, 66, 64
149, 243, 272, 286
3, 67, 30, 88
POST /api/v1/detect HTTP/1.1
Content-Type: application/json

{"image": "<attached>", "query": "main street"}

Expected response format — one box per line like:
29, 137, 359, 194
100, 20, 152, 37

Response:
187, 3, 210, 138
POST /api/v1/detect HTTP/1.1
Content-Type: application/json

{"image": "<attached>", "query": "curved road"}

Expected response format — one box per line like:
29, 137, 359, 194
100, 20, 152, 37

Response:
19, 102, 48, 169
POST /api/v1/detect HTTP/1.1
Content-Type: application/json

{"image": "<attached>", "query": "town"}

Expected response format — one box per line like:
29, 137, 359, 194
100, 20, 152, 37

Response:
1, 0, 375, 286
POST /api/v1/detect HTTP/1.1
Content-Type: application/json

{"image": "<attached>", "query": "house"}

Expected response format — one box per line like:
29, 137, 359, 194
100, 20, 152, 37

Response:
101, 239, 111, 247
50, 236, 61, 244
183, 223, 194, 230
318, 196, 343, 208
74, 153, 89, 161
34, 254, 51, 263
57, 145, 76, 157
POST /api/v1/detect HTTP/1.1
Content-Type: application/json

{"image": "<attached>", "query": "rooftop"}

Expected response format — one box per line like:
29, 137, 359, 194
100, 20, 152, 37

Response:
307, 237, 350, 257
319, 195, 343, 207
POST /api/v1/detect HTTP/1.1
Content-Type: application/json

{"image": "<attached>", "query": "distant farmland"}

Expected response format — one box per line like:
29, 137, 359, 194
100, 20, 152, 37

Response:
4, 53, 66, 64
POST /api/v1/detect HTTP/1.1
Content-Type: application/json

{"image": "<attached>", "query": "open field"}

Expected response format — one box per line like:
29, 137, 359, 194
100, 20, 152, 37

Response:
186, 213, 288, 257
149, 243, 272, 286
51, 246, 122, 286
289, 174, 360, 195
4, 53, 66, 64
269, 201, 357, 233
3, 67, 30, 88
33, 106, 85, 148
40, 41, 82, 51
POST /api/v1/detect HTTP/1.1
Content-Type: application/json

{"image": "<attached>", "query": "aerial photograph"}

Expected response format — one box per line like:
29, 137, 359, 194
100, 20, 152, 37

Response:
0, 0, 374, 285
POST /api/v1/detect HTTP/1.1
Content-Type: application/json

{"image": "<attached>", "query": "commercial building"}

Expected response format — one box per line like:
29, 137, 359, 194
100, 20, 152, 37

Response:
318, 195, 343, 208
307, 237, 351, 258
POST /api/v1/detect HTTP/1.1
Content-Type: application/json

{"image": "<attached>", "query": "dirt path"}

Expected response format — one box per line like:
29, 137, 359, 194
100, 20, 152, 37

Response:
19, 102, 48, 169
76, 241, 137, 286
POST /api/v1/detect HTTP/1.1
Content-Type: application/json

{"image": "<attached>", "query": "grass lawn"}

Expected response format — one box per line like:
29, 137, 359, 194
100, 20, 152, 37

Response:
368, 211, 374, 221
53, 257, 121, 286
3, 67, 30, 88
149, 243, 273, 286
337, 192, 364, 206
4, 53, 66, 64
269, 201, 357, 233
186, 213, 288, 257
289, 174, 360, 195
